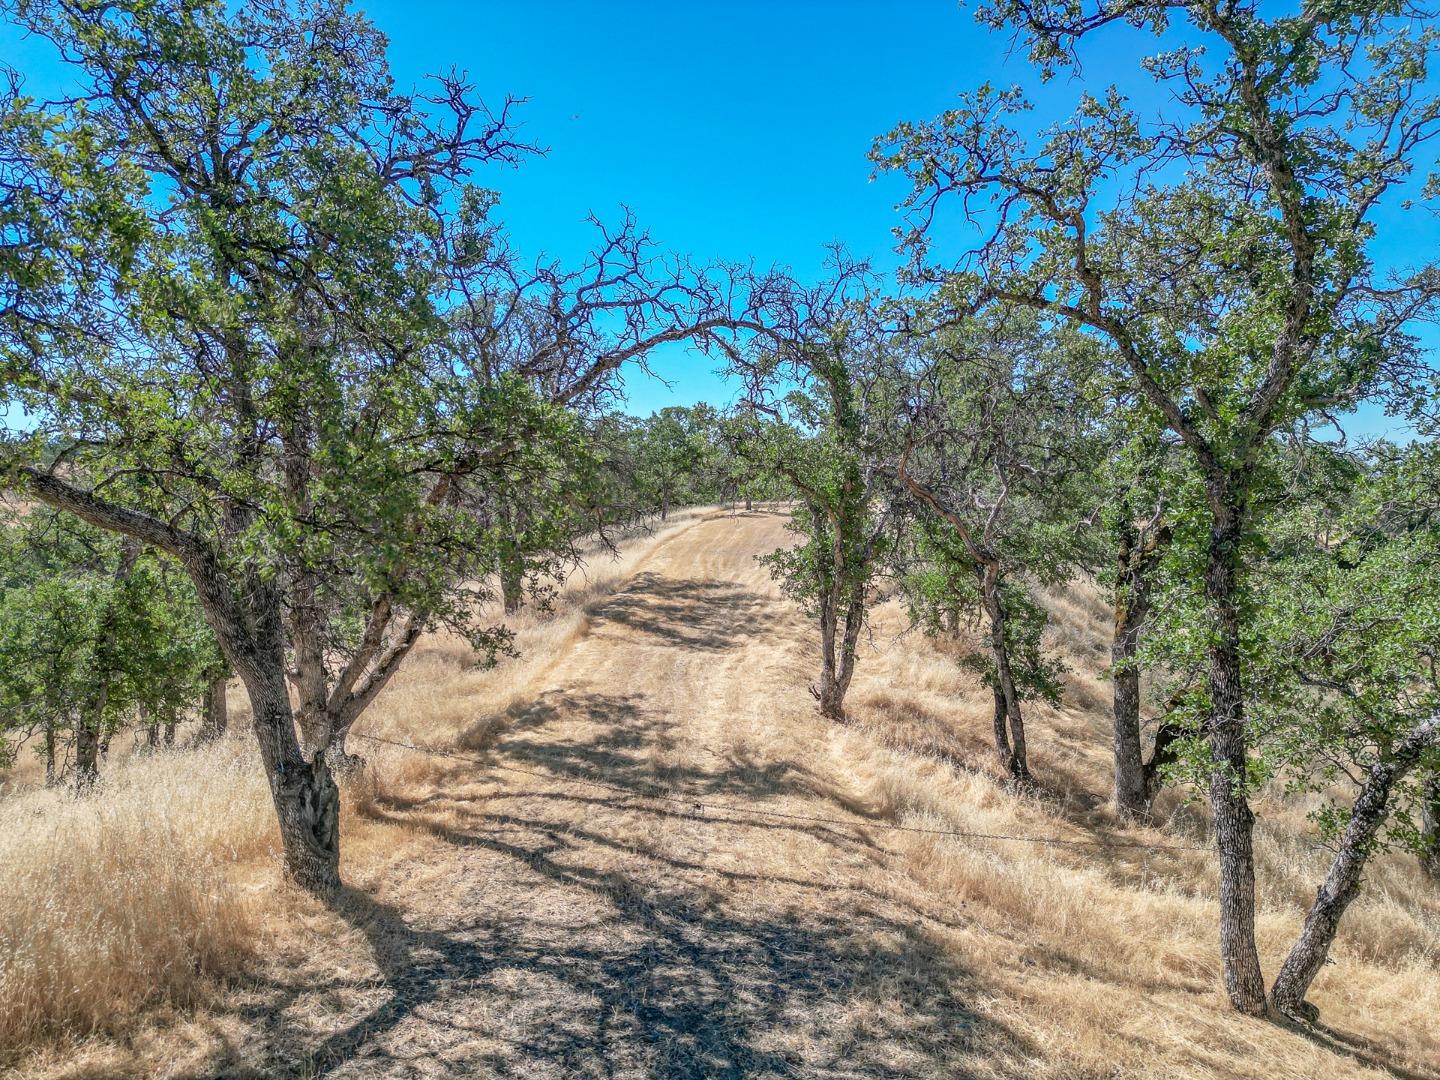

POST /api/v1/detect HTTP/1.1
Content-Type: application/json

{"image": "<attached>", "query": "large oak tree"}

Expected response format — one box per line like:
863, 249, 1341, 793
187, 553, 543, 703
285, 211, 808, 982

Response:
875, 0, 1440, 1015
0, 0, 767, 897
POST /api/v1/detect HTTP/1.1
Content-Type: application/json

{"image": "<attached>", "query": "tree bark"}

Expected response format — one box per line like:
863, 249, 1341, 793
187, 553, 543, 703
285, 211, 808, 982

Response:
1112, 519, 1170, 821
815, 589, 863, 720
44, 724, 56, 786
498, 500, 527, 615
1420, 773, 1440, 881
74, 714, 100, 787
1205, 512, 1268, 1015
1270, 714, 1440, 1018
199, 675, 229, 743
817, 590, 844, 719
991, 683, 1011, 763
1112, 637, 1148, 819
977, 562, 1030, 784
1143, 718, 1185, 804
246, 674, 341, 897
500, 559, 524, 615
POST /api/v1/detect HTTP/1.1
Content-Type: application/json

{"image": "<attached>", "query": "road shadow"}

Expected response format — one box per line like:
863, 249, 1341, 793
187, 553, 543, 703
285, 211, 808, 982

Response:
584, 573, 783, 652
456, 688, 819, 805
211, 803, 1023, 1080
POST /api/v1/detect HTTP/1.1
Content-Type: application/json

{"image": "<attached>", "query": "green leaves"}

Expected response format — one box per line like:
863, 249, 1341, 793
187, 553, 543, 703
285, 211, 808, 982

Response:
1242, 444, 1440, 845
0, 509, 218, 769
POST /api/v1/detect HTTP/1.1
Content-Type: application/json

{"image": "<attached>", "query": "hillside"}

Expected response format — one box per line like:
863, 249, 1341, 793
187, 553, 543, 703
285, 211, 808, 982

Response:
3, 508, 1438, 1079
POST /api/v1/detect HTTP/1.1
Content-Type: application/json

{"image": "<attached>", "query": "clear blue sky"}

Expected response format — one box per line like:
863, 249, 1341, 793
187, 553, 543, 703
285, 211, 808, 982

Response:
359, 0, 1022, 415
2, 1, 1433, 435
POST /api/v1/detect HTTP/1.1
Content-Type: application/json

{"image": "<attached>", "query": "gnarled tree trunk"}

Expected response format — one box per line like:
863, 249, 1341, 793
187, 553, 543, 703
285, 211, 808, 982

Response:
74, 713, 100, 787
977, 561, 1030, 784
991, 683, 1011, 764
500, 558, 524, 616
1142, 717, 1185, 806
1111, 518, 1170, 820
1112, 634, 1147, 818
246, 675, 341, 897
815, 589, 864, 720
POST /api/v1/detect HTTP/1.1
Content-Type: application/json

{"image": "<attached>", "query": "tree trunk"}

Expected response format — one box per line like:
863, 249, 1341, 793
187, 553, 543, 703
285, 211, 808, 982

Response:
245, 676, 341, 898
814, 560, 865, 723
143, 703, 158, 750
501, 559, 524, 615
44, 724, 56, 786
1420, 774, 1440, 881
1112, 532, 1149, 821
1270, 714, 1439, 1018
1143, 718, 1186, 804
745, 495, 753, 512
978, 563, 1030, 784
74, 714, 100, 787
835, 596, 864, 704
199, 675, 229, 743
1112, 517, 1171, 821
816, 591, 844, 720
1205, 512, 1267, 1015
272, 752, 341, 895
1113, 641, 1147, 819
991, 683, 1011, 763
499, 501, 527, 615
162, 710, 176, 747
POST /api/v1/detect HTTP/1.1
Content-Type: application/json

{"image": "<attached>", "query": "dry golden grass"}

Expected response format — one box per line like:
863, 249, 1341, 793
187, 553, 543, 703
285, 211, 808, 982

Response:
2, 505, 1437, 1079
0, 508, 716, 1072
842, 580, 1440, 1078
0, 735, 273, 1051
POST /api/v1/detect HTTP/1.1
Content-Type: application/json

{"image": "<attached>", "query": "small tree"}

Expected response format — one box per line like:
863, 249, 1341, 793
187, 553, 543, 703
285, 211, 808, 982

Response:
898, 511, 1065, 769
0, 510, 216, 784
733, 275, 896, 720
895, 312, 1099, 783
1246, 442, 1440, 1016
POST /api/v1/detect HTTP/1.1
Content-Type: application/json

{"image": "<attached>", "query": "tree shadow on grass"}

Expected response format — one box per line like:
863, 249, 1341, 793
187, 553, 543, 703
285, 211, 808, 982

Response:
1283, 1018, 1439, 1080
461, 689, 817, 805
265, 803, 1024, 1080
583, 573, 783, 653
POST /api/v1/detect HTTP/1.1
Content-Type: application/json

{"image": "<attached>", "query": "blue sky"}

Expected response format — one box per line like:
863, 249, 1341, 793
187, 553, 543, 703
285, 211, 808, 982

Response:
2, 1, 1434, 435
360, 0, 1019, 414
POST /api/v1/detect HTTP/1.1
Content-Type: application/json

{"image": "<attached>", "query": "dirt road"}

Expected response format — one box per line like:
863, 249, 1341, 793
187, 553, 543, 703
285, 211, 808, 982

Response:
232, 510, 1000, 1079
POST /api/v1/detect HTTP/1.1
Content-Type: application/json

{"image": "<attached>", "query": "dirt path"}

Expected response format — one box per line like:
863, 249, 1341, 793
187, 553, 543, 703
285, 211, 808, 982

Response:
231, 512, 1005, 1079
